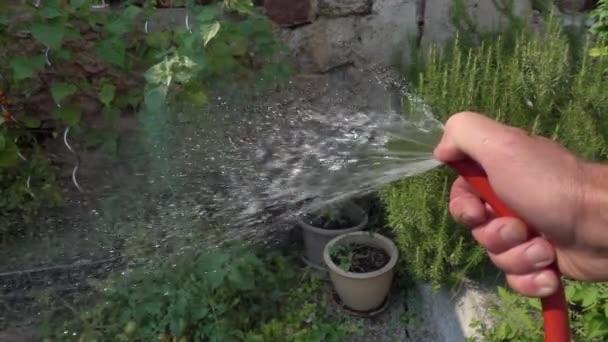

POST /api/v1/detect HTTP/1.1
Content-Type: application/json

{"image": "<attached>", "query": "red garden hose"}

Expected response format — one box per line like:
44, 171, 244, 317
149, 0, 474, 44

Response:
447, 160, 571, 342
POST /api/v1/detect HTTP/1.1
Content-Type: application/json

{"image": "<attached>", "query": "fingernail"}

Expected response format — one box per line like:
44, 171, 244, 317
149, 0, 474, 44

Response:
534, 272, 556, 297
526, 244, 553, 268
499, 225, 526, 245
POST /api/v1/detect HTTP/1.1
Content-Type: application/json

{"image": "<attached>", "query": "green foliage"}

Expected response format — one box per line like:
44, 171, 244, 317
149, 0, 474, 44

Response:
0, 0, 291, 239
383, 15, 608, 287
0, 149, 63, 241
46, 243, 353, 341
246, 272, 361, 342
591, 0, 608, 41
381, 167, 488, 288
330, 244, 354, 272
468, 281, 608, 341
590, 0, 608, 57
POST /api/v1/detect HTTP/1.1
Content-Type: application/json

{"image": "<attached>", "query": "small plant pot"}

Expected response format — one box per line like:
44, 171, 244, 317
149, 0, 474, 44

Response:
297, 201, 368, 269
323, 231, 398, 313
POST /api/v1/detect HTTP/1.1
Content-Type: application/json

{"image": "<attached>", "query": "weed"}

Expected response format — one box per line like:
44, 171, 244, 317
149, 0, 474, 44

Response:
44, 242, 353, 341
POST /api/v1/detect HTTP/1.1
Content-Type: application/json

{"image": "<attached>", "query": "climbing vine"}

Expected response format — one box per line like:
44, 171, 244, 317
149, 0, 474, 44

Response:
0, 0, 291, 239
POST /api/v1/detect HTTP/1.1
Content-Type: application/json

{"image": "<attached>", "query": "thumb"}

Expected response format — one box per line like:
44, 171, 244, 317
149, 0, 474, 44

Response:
433, 112, 532, 174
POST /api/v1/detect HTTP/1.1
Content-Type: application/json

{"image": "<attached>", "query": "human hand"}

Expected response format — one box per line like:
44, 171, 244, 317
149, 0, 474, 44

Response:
434, 112, 608, 298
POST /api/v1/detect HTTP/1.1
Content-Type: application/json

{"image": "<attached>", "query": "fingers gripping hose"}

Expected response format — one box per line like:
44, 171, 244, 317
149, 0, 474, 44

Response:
447, 160, 571, 342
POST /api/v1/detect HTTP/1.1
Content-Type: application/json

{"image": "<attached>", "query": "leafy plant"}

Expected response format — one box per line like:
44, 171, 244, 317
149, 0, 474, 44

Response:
0, 149, 63, 241
45, 243, 354, 341
330, 244, 354, 272
0, 0, 292, 239
468, 281, 608, 341
591, 0, 608, 41
306, 205, 355, 230
246, 271, 361, 341
329, 242, 390, 273
590, 0, 608, 57
0, 90, 63, 239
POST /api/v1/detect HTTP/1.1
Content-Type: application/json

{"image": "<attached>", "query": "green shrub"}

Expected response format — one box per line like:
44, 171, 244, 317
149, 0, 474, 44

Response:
468, 281, 608, 341
0, 148, 63, 241
45, 243, 354, 341
382, 16, 608, 287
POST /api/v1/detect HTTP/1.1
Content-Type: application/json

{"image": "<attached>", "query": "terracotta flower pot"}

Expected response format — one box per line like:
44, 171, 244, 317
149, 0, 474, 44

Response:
297, 201, 368, 269
323, 231, 398, 312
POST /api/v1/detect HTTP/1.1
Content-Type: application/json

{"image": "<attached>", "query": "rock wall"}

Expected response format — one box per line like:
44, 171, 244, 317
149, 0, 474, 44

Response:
265, 0, 533, 73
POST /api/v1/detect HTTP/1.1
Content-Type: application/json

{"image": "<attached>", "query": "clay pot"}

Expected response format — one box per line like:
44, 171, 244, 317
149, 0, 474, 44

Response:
323, 231, 398, 312
297, 201, 367, 269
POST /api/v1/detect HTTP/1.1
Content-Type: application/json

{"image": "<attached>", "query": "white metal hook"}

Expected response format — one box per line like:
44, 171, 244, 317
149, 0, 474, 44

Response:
17, 151, 27, 161
185, 13, 192, 33
91, 0, 108, 9
63, 127, 83, 193
26, 176, 35, 198
45, 47, 51, 66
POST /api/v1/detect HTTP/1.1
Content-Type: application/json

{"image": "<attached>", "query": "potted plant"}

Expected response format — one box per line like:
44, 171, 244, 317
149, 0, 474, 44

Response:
297, 201, 368, 269
323, 231, 398, 312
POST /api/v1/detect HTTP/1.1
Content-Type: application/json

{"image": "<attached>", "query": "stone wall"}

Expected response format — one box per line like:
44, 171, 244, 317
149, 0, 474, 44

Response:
264, 0, 533, 73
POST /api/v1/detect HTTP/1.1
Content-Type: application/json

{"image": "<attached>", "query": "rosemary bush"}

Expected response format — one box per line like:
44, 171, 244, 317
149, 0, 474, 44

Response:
382, 16, 608, 287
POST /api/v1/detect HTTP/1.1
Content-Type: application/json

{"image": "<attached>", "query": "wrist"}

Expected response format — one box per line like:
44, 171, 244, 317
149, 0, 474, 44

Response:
577, 162, 608, 249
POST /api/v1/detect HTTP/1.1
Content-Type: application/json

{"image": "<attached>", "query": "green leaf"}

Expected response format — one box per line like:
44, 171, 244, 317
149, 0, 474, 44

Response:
103, 107, 120, 123
581, 286, 599, 307
589, 47, 608, 57
201, 21, 221, 47
145, 61, 172, 85
229, 267, 254, 290
196, 7, 220, 23
99, 83, 116, 107
193, 307, 209, 320
206, 268, 226, 289
64, 27, 81, 40
38, 4, 63, 19
123, 5, 141, 20
230, 35, 248, 56
55, 49, 73, 60
105, 7, 139, 36
604, 303, 608, 317
106, 16, 130, 36
32, 20, 64, 49
69, 0, 87, 9
97, 39, 126, 67
51, 82, 77, 105
225, 0, 254, 15
0, 142, 19, 167
54, 105, 81, 126
184, 88, 208, 106
0, 134, 5, 150
587, 316, 608, 339
20, 116, 41, 128
10, 56, 46, 80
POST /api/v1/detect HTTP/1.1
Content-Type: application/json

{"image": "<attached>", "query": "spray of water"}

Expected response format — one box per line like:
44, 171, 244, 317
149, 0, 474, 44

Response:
0, 66, 452, 332
169, 69, 446, 229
